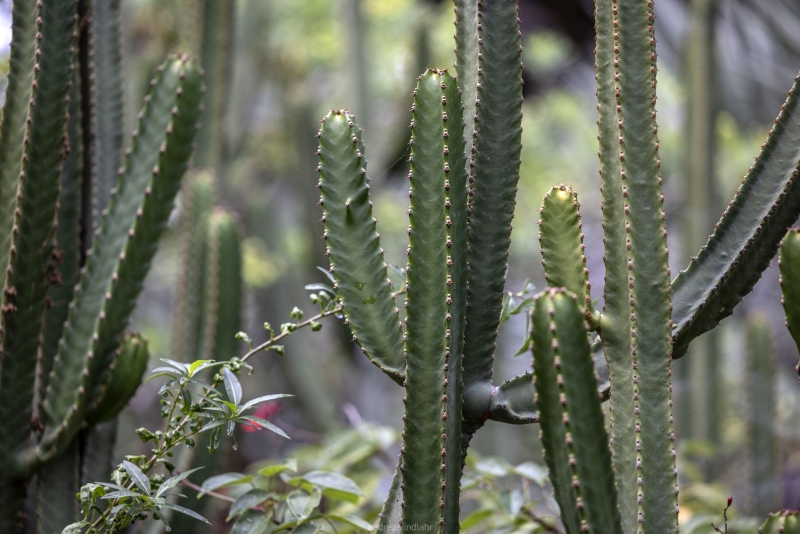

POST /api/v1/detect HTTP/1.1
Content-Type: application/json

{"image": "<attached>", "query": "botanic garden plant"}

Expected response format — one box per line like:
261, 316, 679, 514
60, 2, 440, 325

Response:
315, 0, 800, 532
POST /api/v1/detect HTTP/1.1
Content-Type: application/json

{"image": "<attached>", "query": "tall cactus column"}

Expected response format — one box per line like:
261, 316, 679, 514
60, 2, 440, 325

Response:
608, 0, 677, 529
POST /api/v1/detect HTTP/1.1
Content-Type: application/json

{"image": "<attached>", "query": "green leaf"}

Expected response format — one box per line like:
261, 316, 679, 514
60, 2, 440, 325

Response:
288, 471, 363, 504
328, 513, 373, 531
285, 490, 316, 522
235, 331, 253, 349
123, 460, 151, 495
153, 509, 171, 531
101, 489, 145, 500
290, 524, 322, 534
460, 509, 493, 530
188, 359, 215, 377
79, 483, 107, 518
199, 418, 226, 433
160, 503, 211, 524
227, 488, 272, 521
156, 467, 204, 498
61, 521, 89, 534
160, 359, 190, 373
474, 457, 512, 478
241, 394, 292, 412
199, 473, 254, 496
231, 509, 272, 534
238, 416, 290, 439
223, 368, 243, 406
257, 458, 298, 477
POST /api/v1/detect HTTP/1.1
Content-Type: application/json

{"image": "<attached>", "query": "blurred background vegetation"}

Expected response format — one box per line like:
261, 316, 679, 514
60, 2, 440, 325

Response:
4, 0, 800, 531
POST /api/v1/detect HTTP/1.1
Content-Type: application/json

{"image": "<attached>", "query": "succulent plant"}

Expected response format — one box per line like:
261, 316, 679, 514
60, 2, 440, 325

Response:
0, 1, 204, 532
315, 0, 800, 531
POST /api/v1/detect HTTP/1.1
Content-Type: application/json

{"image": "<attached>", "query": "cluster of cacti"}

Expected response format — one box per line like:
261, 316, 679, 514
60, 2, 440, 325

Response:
0, 0, 204, 532
315, 0, 800, 531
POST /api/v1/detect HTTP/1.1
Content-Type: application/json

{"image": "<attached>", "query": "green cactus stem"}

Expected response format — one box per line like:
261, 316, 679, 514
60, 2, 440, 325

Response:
759, 511, 800, 533
0, 2, 78, 528
780, 228, 800, 373
452, 0, 478, 160
36, 439, 80, 534
86, 332, 149, 425
39, 67, 84, 398
0, 0, 39, 292
746, 315, 778, 517
400, 69, 460, 532
317, 110, 405, 384
193, 0, 234, 170
539, 184, 597, 325
92, 0, 124, 216
196, 208, 243, 363
671, 72, 800, 359
171, 171, 218, 365
377, 457, 403, 532
32, 56, 203, 469
532, 289, 622, 534
461, 0, 523, 425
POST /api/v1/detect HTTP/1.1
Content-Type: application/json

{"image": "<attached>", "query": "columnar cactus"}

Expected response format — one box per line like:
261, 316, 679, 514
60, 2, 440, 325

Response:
315, 0, 800, 531
0, 1, 204, 532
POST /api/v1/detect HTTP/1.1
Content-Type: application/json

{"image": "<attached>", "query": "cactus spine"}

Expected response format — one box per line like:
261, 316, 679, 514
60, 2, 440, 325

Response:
315, 0, 800, 530
0, 0, 204, 530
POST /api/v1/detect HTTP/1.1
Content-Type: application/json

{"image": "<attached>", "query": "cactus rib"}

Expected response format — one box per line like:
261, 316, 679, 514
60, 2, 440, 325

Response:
87, 332, 149, 425
671, 73, 800, 359
758, 511, 800, 533
614, 0, 678, 529
0, 0, 39, 293
92, 0, 124, 215
401, 69, 451, 532
595, 0, 637, 529
30, 57, 200, 469
377, 456, 403, 532
317, 110, 405, 384
36, 438, 80, 534
462, 0, 523, 422
532, 289, 622, 534
452, 0, 478, 160
39, 66, 84, 397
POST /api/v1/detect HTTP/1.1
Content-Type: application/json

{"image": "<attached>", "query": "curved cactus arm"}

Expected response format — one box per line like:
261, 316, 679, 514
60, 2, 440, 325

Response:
0, 0, 39, 292
86, 61, 203, 406
452, 0, 477, 160
193, 0, 234, 170
401, 69, 451, 533
462, 0, 523, 423
87, 333, 149, 425
39, 67, 84, 397
27, 57, 199, 471
376, 456, 403, 532
594, 0, 637, 529
780, 229, 800, 374
747, 315, 778, 516
196, 208, 243, 362
759, 512, 800, 533
317, 110, 405, 384
539, 184, 597, 325
671, 73, 800, 359
532, 289, 622, 534
615, 0, 678, 529
171, 171, 218, 364
92, 0, 124, 213
441, 70, 468, 534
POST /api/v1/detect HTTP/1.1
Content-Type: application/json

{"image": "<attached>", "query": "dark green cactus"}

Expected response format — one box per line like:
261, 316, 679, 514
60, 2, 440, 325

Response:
0, 1, 204, 531
314, 0, 800, 530
746, 315, 778, 517
780, 228, 800, 373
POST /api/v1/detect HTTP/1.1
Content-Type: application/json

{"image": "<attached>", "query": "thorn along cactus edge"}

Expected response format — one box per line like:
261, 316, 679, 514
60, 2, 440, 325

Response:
317, 0, 800, 531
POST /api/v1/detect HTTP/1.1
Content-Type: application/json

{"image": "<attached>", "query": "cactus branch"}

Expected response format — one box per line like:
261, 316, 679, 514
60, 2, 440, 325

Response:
671, 73, 800, 359
462, 0, 523, 423
317, 110, 406, 384
452, 0, 478, 160
780, 228, 800, 374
